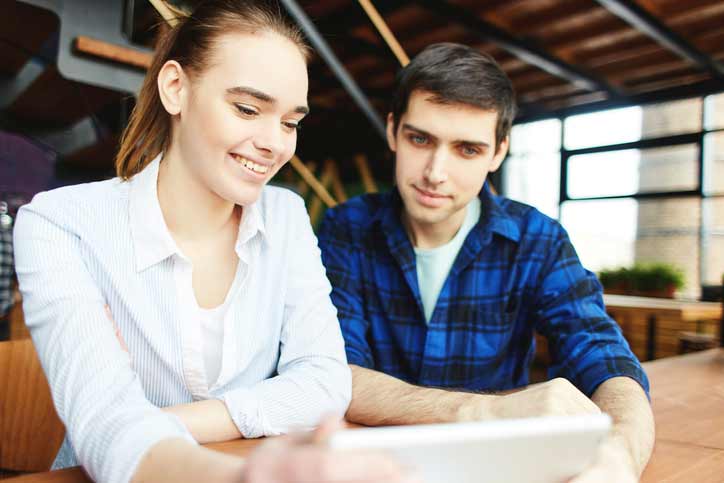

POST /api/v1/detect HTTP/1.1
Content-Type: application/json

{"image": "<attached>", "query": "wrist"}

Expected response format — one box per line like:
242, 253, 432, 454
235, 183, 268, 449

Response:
597, 439, 639, 478
451, 392, 498, 422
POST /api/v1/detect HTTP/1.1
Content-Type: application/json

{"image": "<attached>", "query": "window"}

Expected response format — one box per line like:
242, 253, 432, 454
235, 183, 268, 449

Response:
504, 119, 560, 219
567, 144, 699, 199
704, 131, 724, 196
564, 106, 641, 150
504, 93, 724, 298
702, 198, 724, 285
560, 199, 638, 272
705, 92, 724, 130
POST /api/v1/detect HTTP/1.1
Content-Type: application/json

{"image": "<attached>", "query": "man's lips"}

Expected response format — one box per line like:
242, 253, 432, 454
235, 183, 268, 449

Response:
413, 186, 449, 198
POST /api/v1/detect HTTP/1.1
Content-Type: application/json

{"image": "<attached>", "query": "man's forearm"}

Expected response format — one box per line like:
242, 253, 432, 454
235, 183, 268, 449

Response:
163, 399, 242, 444
347, 365, 481, 425
591, 376, 655, 477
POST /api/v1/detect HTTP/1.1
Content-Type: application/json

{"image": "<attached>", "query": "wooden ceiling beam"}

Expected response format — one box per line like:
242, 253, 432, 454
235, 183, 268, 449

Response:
596, 0, 724, 81
407, 0, 620, 97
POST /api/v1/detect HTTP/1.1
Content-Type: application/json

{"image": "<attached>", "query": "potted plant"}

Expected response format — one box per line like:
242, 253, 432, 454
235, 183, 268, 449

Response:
598, 263, 685, 298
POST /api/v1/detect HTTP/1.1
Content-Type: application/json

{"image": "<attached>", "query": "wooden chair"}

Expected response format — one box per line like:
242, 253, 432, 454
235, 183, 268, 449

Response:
678, 286, 723, 355
0, 339, 65, 474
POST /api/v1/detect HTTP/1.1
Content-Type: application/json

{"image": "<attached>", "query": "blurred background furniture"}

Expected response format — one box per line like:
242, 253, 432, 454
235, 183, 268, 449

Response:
0, 339, 65, 477
603, 293, 722, 360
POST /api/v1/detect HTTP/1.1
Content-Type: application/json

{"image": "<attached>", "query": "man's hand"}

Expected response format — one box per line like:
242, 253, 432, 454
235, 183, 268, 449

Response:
457, 378, 600, 421
242, 417, 418, 483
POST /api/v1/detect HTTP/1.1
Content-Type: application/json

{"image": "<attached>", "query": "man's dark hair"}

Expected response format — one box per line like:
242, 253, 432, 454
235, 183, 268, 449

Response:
390, 43, 516, 151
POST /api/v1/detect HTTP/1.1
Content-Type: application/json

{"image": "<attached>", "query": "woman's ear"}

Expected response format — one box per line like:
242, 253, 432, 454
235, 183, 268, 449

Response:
157, 60, 186, 116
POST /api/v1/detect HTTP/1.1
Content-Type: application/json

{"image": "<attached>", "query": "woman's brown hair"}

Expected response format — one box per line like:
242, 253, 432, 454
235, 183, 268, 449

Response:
115, 0, 310, 180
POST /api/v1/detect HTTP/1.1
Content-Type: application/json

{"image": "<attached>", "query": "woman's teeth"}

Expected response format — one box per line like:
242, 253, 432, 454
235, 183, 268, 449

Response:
231, 154, 269, 174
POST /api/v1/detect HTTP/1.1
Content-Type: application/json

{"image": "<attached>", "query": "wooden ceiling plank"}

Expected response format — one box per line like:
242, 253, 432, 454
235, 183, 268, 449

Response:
596, 0, 724, 80
409, 0, 619, 96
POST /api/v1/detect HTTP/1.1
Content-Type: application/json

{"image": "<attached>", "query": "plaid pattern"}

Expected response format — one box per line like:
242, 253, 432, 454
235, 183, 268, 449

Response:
318, 185, 649, 397
0, 226, 14, 317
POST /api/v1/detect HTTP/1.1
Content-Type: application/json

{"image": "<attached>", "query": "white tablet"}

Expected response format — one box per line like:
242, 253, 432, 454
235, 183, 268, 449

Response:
330, 414, 611, 483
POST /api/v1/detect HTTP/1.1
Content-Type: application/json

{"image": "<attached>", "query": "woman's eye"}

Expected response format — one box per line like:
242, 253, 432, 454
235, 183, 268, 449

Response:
283, 122, 301, 132
235, 104, 258, 116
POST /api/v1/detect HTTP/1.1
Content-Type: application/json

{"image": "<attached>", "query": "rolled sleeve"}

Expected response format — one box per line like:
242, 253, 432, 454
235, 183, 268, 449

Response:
532, 227, 650, 397
14, 200, 195, 483
318, 208, 375, 368
220, 196, 351, 437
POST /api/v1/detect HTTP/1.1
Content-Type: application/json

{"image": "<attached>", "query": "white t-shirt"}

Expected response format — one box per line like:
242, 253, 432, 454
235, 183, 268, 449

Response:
198, 302, 228, 387
414, 197, 481, 323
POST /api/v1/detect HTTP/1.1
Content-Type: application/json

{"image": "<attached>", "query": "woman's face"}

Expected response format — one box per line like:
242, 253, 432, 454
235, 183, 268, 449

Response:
167, 31, 309, 206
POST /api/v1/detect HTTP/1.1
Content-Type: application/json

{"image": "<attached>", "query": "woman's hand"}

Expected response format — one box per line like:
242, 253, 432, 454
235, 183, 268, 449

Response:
241, 417, 418, 483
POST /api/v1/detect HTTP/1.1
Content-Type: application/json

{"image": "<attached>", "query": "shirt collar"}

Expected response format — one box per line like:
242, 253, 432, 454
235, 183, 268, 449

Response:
128, 153, 268, 272
478, 182, 521, 244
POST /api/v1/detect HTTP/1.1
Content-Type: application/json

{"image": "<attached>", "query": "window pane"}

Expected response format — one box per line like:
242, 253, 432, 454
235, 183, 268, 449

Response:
561, 199, 638, 272
564, 98, 702, 150
704, 131, 724, 195
640, 98, 702, 139
705, 91, 724, 130
703, 197, 724, 285
504, 153, 560, 219
562, 197, 701, 298
564, 106, 642, 150
509, 119, 561, 155
567, 144, 699, 198
505, 119, 561, 219
636, 197, 701, 299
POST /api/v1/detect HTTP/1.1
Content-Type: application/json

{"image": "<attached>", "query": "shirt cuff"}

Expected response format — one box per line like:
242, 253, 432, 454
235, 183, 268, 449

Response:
569, 358, 650, 399
219, 387, 268, 439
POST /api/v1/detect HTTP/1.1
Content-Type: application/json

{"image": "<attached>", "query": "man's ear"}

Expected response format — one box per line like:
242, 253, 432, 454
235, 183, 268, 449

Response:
490, 135, 510, 172
386, 112, 397, 152
157, 60, 186, 116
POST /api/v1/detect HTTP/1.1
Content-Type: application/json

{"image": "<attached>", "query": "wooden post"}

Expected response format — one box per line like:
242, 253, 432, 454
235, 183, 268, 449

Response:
308, 162, 336, 225
354, 154, 378, 193
74, 36, 152, 69
290, 156, 337, 207
356, 0, 410, 66
327, 159, 348, 202
295, 161, 317, 197
148, 0, 182, 26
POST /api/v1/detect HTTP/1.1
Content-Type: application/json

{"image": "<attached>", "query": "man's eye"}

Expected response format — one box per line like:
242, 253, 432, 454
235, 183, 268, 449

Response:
235, 104, 258, 116
410, 134, 427, 145
462, 146, 479, 156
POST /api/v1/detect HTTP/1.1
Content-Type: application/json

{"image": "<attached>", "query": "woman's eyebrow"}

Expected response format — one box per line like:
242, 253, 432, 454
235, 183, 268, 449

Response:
226, 86, 309, 114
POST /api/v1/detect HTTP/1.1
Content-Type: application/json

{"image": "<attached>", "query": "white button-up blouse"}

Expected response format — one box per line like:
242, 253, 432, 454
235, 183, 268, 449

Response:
13, 155, 352, 483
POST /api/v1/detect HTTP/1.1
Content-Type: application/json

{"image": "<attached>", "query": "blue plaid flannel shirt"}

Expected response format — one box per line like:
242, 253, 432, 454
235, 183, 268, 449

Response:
318, 185, 649, 397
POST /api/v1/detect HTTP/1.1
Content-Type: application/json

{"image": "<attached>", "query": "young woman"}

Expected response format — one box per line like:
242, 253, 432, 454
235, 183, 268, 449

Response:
14, 1, 407, 482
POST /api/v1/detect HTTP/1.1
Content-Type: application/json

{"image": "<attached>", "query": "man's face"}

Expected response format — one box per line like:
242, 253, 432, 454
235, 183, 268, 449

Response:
388, 90, 509, 231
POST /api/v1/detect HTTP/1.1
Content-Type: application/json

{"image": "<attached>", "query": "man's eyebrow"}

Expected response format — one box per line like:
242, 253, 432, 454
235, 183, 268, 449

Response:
226, 86, 309, 115
402, 123, 490, 147
402, 123, 437, 142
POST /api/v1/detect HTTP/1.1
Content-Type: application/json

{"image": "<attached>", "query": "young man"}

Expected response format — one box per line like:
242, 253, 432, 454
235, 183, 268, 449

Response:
318, 43, 654, 482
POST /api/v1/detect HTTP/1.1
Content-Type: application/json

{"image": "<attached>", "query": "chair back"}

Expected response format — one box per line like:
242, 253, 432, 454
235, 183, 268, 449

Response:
0, 339, 65, 472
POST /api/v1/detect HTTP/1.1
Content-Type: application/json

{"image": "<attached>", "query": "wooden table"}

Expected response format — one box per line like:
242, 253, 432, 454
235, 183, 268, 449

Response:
603, 294, 722, 361
639, 348, 724, 483
10, 349, 724, 482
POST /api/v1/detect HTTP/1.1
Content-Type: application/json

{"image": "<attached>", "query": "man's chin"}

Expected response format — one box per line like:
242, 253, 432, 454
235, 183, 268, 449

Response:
406, 205, 450, 226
